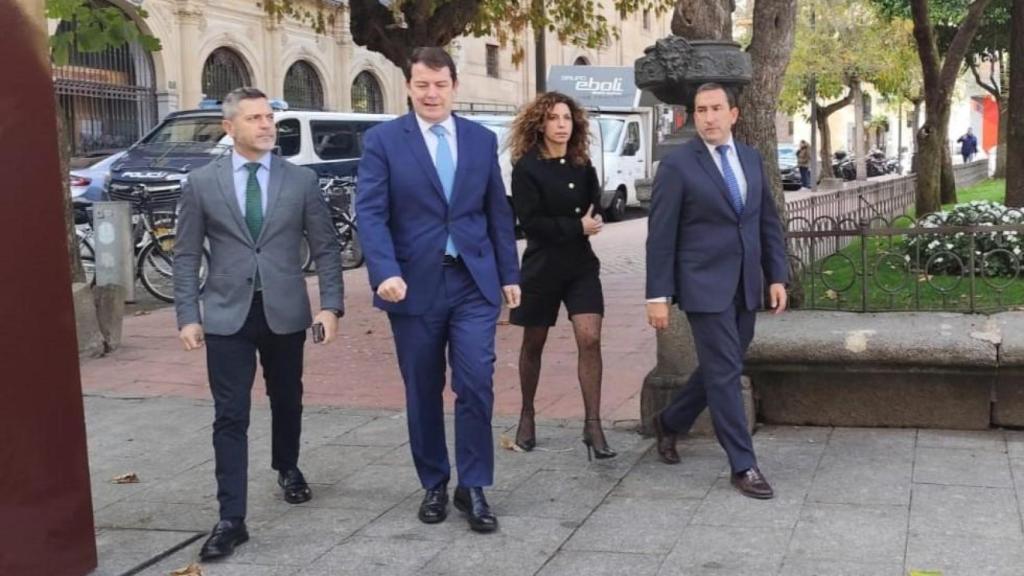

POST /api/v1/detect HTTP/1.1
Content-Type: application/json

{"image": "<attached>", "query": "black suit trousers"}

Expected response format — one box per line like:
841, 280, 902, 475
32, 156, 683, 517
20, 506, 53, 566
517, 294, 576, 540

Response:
204, 293, 306, 520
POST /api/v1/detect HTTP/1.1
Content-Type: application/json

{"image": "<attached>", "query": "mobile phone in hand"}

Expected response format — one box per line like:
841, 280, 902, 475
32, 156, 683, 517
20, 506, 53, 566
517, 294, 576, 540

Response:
311, 322, 325, 343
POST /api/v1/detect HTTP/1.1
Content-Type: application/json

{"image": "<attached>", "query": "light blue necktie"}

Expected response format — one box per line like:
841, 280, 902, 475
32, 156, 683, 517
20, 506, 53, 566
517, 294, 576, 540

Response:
430, 124, 458, 257
716, 144, 744, 216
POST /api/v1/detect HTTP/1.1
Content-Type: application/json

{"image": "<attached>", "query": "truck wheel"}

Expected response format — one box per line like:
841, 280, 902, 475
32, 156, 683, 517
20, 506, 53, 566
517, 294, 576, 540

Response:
606, 188, 627, 222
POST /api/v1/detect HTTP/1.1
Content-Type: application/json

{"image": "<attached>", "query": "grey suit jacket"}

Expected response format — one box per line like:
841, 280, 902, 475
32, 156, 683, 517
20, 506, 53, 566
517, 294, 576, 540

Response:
173, 154, 344, 336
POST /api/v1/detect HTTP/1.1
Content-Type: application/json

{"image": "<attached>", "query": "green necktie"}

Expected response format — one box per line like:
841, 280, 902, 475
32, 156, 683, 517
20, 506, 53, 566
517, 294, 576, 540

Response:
244, 162, 263, 240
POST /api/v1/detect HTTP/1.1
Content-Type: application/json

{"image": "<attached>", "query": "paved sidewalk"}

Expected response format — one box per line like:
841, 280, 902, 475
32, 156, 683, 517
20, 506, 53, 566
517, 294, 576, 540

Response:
79, 214, 1024, 575
79, 217, 654, 425
86, 394, 1024, 576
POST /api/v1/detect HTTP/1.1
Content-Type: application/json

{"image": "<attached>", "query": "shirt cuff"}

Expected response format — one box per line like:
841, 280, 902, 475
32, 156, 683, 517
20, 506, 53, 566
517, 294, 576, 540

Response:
646, 297, 669, 303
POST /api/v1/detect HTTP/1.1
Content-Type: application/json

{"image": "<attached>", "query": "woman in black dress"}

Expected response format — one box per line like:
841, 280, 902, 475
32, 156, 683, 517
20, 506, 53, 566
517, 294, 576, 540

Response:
507, 92, 615, 460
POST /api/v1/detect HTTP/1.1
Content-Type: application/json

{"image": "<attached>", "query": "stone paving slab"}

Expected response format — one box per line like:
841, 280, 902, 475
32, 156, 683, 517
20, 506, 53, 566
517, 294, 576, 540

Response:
83, 395, 1024, 576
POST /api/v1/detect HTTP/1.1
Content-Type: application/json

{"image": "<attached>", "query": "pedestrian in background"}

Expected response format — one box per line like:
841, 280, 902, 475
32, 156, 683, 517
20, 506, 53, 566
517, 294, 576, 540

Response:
797, 140, 811, 189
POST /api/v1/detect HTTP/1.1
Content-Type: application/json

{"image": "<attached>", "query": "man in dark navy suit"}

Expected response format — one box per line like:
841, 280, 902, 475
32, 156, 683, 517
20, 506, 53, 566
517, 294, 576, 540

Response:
356, 48, 520, 532
645, 83, 788, 499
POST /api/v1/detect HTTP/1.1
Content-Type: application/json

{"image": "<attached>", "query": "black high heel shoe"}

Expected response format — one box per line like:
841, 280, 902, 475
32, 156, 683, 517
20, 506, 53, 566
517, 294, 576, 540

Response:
582, 419, 617, 461
515, 409, 536, 451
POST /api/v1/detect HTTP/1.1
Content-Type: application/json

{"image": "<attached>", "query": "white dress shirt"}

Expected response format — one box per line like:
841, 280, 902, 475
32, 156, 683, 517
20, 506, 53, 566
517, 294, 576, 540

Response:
231, 150, 271, 217
415, 114, 458, 168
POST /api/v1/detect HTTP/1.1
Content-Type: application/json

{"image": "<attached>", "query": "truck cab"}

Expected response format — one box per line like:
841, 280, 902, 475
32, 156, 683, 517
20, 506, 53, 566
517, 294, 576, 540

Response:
594, 111, 653, 221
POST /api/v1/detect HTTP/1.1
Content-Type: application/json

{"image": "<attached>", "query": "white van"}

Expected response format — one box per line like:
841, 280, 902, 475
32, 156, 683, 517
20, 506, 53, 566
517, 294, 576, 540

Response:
594, 110, 654, 221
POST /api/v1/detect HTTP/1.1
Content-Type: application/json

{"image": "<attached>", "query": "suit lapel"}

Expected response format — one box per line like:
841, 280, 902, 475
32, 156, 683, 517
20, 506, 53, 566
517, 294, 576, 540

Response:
258, 155, 286, 244
216, 157, 255, 244
451, 114, 469, 206
693, 141, 738, 219
402, 112, 447, 203
736, 143, 760, 213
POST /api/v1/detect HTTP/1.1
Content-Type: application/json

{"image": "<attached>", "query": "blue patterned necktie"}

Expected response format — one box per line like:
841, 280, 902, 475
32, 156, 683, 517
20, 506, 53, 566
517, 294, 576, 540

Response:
716, 144, 744, 216
429, 124, 458, 257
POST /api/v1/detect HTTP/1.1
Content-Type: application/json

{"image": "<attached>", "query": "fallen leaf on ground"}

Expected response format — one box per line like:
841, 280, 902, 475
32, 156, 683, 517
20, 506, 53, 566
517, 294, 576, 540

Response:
917, 274, 934, 282
111, 472, 139, 484
169, 564, 203, 576
498, 433, 526, 452
824, 289, 838, 300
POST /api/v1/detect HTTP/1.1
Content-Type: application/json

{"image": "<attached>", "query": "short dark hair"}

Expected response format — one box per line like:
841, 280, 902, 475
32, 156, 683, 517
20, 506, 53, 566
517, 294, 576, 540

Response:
407, 47, 458, 83
695, 83, 737, 109
222, 87, 268, 119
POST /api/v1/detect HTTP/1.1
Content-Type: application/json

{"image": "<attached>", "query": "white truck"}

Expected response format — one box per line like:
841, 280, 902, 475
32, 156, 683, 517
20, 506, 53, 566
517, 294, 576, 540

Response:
592, 109, 655, 221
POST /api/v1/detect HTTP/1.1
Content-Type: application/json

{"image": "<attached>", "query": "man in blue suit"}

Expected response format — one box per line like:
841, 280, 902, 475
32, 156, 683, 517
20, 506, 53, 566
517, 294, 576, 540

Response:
356, 47, 520, 533
645, 83, 788, 499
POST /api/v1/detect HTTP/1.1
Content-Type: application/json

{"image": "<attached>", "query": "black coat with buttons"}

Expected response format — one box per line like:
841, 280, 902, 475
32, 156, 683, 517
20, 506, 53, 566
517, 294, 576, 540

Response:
511, 147, 603, 286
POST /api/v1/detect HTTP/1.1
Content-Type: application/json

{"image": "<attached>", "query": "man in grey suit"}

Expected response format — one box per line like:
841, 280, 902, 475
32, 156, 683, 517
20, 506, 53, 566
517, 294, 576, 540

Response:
173, 87, 344, 560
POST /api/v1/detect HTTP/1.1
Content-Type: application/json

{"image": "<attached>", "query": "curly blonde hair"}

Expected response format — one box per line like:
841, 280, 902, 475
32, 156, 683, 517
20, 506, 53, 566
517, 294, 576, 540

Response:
508, 92, 590, 167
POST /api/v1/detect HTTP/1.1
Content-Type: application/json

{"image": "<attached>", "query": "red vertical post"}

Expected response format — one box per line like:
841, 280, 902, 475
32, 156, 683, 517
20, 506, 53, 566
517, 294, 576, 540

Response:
0, 1, 98, 574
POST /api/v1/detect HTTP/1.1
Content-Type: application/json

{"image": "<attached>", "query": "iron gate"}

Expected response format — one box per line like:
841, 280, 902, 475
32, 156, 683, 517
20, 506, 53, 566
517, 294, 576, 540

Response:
284, 60, 325, 110
52, 12, 157, 159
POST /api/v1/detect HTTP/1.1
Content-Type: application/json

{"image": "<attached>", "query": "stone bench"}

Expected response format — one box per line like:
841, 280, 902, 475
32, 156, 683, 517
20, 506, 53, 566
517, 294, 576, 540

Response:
745, 311, 1024, 430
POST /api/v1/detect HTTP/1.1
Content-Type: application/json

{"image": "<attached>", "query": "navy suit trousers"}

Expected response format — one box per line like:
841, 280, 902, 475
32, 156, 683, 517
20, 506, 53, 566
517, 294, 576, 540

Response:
659, 292, 757, 473
387, 262, 500, 490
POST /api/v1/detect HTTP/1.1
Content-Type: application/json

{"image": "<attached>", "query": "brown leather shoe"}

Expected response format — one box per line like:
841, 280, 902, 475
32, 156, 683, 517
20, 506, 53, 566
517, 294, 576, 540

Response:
731, 467, 774, 499
652, 414, 680, 465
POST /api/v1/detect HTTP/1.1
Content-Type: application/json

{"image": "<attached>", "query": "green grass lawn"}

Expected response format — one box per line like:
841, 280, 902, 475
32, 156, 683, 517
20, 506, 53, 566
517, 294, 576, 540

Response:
798, 179, 1024, 312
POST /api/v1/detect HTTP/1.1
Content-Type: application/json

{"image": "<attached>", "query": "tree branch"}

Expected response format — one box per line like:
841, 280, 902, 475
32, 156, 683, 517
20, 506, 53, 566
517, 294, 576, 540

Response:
908, 0, 942, 100
939, 0, 993, 90
819, 82, 856, 118
969, 56, 1000, 100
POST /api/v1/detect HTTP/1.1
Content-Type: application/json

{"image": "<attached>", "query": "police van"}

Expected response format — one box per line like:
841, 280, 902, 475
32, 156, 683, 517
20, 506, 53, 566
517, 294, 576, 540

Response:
107, 100, 395, 208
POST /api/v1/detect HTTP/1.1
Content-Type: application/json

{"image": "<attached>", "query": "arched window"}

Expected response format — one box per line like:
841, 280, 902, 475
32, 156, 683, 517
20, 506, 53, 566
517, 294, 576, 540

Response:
284, 61, 325, 110
351, 71, 384, 114
202, 48, 251, 102
52, 1, 157, 157
574, 56, 591, 66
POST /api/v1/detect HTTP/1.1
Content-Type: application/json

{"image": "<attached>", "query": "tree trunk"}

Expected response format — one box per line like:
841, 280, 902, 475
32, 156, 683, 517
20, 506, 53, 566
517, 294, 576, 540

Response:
940, 142, 957, 205
813, 84, 857, 181
907, 0, 992, 214
734, 0, 798, 303
817, 112, 834, 178
853, 81, 866, 181
914, 106, 950, 216
1008, 0, 1024, 207
671, 0, 732, 40
55, 97, 84, 283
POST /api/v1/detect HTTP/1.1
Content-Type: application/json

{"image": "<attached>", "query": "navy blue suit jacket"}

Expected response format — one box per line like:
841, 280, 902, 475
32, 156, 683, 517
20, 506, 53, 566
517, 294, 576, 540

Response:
356, 112, 520, 315
646, 137, 788, 313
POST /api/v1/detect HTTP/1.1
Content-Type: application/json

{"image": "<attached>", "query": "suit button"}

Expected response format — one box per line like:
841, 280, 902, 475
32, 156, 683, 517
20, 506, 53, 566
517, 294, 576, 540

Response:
256, 248, 261, 254
559, 158, 566, 164
575, 207, 581, 214
568, 182, 575, 189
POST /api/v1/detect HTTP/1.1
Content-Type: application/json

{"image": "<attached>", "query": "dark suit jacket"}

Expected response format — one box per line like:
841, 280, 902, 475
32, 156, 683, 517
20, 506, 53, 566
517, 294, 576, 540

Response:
356, 112, 520, 315
511, 148, 602, 287
645, 137, 788, 313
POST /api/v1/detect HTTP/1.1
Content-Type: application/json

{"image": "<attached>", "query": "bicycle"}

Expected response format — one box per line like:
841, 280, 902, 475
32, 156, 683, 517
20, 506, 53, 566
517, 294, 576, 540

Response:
300, 175, 364, 271
81, 186, 209, 302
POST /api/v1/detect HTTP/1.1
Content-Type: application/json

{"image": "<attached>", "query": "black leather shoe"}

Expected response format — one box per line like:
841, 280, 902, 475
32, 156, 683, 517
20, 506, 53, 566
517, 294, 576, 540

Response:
418, 485, 449, 524
199, 519, 249, 561
731, 467, 775, 500
652, 414, 680, 465
453, 487, 498, 533
278, 468, 312, 504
